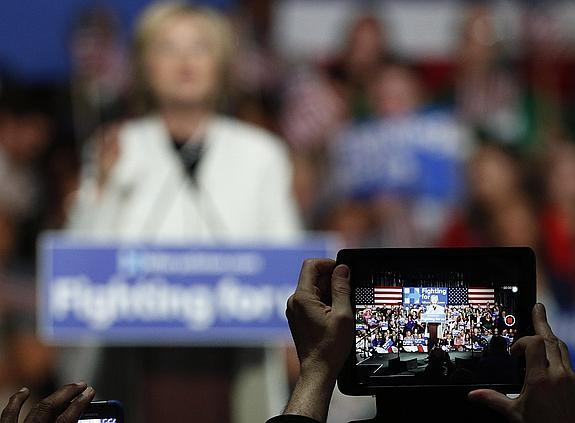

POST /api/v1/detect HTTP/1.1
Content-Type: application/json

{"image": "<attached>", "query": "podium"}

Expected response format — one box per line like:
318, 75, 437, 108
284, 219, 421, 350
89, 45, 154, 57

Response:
38, 233, 336, 345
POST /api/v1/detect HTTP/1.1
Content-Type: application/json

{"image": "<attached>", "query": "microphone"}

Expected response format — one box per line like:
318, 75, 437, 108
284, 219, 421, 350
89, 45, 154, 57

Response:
179, 142, 204, 186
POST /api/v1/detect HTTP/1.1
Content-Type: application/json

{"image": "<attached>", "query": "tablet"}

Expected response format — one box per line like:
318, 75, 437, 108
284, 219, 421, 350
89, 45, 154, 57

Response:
337, 247, 536, 395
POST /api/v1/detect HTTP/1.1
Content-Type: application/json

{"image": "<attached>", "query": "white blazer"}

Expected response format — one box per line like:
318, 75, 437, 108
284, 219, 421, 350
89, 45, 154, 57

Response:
68, 115, 302, 242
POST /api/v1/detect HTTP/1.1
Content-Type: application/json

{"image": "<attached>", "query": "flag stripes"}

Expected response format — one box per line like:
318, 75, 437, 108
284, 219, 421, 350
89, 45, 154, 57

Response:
469, 287, 495, 304
374, 287, 403, 305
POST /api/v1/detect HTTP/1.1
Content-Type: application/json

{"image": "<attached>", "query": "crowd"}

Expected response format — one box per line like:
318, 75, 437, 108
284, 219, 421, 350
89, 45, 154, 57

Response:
0, 4, 574, 282
356, 303, 516, 357
0, 1, 574, 422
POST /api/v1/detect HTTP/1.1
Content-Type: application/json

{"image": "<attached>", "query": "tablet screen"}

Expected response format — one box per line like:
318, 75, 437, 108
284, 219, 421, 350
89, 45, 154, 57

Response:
338, 248, 535, 393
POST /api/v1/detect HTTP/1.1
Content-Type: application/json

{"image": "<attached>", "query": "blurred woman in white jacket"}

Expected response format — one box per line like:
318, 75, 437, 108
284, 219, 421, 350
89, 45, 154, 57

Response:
70, 114, 300, 242
69, 3, 300, 242
66, 3, 301, 423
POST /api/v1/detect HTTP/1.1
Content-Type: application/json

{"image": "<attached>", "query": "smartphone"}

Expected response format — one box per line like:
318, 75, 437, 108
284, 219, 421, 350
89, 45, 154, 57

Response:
336, 247, 536, 396
78, 400, 123, 423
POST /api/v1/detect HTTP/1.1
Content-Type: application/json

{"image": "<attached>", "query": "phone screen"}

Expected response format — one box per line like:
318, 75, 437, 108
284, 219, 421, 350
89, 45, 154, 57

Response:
79, 400, 123, 423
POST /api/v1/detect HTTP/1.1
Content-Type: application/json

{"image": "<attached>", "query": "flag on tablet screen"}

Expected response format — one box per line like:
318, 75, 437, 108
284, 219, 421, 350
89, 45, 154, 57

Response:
469, 287, 495, 304
356, 286, 402, 306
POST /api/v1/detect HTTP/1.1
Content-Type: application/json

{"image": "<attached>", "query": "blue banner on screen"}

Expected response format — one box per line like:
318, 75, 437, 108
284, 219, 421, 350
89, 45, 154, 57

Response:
404, 287, 447, 323
38, 234, 336, 345
403, 287, 447, 305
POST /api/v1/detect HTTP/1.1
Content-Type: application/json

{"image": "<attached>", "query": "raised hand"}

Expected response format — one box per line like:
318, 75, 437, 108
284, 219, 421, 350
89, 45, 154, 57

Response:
1, 382, 95, 423
469, 303, 575, 423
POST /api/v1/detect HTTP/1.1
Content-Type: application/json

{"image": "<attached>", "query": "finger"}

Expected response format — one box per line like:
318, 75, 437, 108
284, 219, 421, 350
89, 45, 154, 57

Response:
101, 123, 122, 145
532, 303, 563, 367
100, 128, 120, 159
296, 259, 336, 294
331, 265, 352, 315
315, 264, 335, 305
511, 335, 548, 375
1, 388, 30, 423
558, 339, 574, 373
468, 389, 514, 418
24, 382, 87, 423
55, 387, 95, 423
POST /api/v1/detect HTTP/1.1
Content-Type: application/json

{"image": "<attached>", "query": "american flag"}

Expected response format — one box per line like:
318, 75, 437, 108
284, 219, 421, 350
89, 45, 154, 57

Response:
469, 287, 495, 305
446, 287, 496, 305
280, 70, 346, 152
448, 287, 468, 305
355, 286, 403, 306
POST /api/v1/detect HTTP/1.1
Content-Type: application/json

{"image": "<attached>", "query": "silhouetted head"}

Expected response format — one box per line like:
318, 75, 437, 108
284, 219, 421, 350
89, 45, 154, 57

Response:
488, 335, 508, 356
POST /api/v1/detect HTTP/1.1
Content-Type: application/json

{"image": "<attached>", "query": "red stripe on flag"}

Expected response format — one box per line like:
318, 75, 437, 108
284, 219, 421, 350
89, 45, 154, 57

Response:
469, 287, 495, 304
374, 287, 402, 305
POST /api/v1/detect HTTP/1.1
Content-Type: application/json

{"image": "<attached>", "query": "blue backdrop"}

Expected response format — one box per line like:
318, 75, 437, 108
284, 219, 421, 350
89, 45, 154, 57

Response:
0, 0, 236, 83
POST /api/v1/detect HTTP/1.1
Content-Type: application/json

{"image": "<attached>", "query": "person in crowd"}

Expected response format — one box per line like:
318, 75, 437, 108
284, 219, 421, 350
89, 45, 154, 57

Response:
69, 6, 131, 144
266, 259, 575, 423
279, 14, 390, 226
423, 347, 454, 384
0, 87, 60, 408
0, 87, 55, 267
538, 143, 575, 308
327, 63, 471, 247
440, 143, 539, 249
521, 9, 574, 148
477, 335, 516, 385
67, 3, 301, 422
281, 13, 390, 154
444, 6, 524, 145
230, 3, 285, 132
481, 312, 494, 331
496, 309, 507, 330
404, 314, 416, 333
440, 141, 549, 334
323, 14, 391, 122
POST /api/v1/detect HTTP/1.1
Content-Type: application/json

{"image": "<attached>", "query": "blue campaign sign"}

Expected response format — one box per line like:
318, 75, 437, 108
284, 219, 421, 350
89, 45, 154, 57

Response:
38, 233, 337, 346
420, 287, 447, 305
403, 287, 447, 305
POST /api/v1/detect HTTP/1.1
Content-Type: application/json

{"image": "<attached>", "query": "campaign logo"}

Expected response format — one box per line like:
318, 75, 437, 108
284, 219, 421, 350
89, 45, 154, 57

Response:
403, 288, 421, 305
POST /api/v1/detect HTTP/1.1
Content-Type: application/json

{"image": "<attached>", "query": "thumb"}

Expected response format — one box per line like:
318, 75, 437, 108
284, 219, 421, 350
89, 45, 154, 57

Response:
331, 265, 351, 315
468, 389, 514, 418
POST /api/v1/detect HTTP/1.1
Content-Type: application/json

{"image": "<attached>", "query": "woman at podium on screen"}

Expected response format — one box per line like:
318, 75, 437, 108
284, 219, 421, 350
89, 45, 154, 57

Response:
66, 3, 302, 422
423, 295, 446, 351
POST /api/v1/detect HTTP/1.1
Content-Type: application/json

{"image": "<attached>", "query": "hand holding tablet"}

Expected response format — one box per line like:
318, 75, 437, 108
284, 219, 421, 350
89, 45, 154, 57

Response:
469, 303, 575, 423
282, 259, 354, 422
266, 249, 575, 423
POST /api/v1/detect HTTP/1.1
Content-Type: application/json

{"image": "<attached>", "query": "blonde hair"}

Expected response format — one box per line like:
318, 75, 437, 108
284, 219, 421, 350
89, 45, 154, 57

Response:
132, 1, 235, 111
